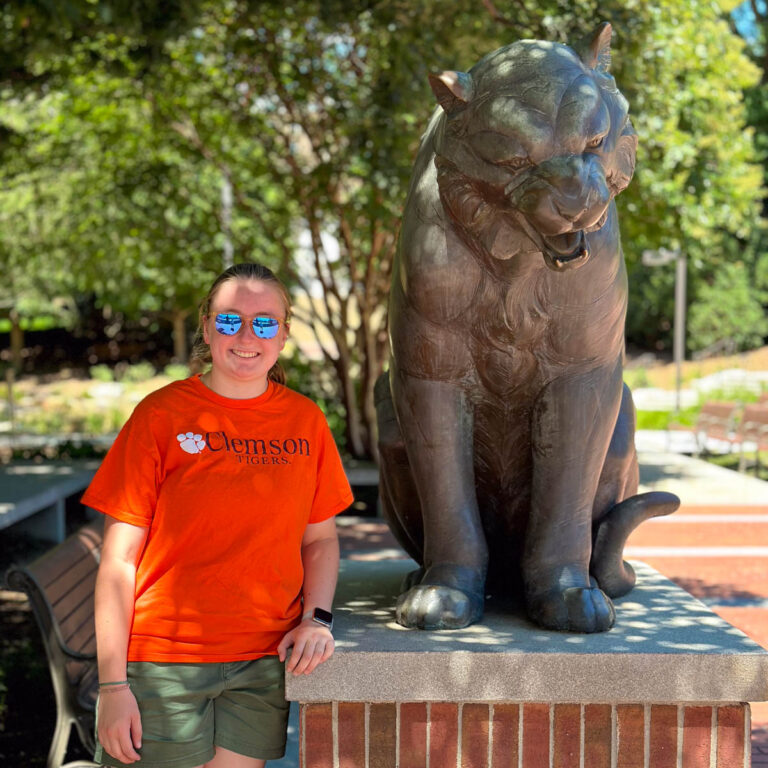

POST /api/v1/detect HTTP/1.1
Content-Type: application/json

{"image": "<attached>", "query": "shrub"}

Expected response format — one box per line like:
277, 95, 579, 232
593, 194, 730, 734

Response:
163, 363, 191, 381
623, 367, 651, 389
89, 364, 114, 382
119, 361, 156, 383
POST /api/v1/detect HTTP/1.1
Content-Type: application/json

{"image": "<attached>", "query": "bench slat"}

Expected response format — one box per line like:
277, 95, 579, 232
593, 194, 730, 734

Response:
42, 555, 99, 608
59, 598, 97, 657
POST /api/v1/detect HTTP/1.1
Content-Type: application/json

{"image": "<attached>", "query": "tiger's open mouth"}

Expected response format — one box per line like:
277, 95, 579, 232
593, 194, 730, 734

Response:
539, 208, 609, 271
541, 230, 589, 271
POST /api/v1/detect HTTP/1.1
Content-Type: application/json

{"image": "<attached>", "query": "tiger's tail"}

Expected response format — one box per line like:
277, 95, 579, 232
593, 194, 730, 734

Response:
591, 491, 680, 597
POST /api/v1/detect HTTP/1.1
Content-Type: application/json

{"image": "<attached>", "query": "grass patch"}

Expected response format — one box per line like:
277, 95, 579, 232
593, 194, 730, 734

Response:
636, 407, 699, 430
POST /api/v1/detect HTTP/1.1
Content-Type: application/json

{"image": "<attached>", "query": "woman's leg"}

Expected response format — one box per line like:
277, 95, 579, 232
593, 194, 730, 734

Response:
205, 747, 265, 768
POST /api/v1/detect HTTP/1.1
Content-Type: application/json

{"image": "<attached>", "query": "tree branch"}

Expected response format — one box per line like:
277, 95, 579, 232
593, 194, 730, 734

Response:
481, 0, 528, 28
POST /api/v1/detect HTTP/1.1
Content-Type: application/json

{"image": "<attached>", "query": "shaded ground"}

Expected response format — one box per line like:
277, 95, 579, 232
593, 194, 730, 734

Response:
3, 505, 768, 765
0, 528, 92, 767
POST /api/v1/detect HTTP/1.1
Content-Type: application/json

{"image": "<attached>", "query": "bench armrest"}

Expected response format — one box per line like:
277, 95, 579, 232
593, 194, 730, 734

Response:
5, 566, 97, 662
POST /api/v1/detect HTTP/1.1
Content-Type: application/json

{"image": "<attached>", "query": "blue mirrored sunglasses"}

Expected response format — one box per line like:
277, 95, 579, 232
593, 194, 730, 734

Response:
214, 313, 283, 339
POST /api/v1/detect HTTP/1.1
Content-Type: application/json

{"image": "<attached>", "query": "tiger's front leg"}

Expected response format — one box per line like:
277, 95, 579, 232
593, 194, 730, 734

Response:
524, 358, 624, 632
390, 367, 488, 629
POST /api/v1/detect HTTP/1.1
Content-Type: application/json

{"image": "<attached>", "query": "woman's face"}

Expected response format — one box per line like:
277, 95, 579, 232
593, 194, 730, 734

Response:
202, 278, 289, 398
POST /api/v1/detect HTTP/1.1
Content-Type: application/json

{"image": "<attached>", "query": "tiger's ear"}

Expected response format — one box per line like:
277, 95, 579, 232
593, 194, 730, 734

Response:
428, 71, 474, 113
612, 120, 638, 193
577, 22, 613, 73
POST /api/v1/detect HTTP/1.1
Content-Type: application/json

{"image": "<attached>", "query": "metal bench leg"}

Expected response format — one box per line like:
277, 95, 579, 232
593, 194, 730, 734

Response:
17, 499, 66, 543
47, 710, 72, 768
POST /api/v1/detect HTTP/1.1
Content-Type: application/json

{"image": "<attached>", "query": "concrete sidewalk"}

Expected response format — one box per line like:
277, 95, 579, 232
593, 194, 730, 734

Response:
638, 449, 768, 505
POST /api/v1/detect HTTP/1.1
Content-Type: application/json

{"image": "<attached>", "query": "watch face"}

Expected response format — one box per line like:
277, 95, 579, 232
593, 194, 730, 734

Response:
313, 607, 333, 627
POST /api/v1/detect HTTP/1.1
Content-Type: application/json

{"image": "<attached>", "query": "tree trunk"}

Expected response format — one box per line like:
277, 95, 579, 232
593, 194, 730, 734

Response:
172, 309, 190, 362
334, 354, 366, 459
9, 309, 23, 373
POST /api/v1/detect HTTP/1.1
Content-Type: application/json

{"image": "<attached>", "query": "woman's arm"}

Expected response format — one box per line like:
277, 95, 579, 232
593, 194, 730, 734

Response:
94, 515, 148, 764
277, 516, 339, 675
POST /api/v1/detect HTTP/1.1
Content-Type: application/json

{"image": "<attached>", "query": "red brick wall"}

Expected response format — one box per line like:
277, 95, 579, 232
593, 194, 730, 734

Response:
300, 701, 750, 768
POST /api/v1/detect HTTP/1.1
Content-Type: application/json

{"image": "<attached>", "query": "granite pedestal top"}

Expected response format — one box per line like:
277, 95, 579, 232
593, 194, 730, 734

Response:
286, 559, 768, 704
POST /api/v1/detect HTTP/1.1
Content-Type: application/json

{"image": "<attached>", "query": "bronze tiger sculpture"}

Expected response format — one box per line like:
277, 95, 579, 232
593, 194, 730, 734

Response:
376, 23, 680, 633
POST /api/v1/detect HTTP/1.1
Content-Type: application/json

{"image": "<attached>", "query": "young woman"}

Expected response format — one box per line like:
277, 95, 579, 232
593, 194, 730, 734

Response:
83, 263, 353, 768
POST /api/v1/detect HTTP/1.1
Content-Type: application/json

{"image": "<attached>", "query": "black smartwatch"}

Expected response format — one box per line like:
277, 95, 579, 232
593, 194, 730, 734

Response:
307, 607, 333, 630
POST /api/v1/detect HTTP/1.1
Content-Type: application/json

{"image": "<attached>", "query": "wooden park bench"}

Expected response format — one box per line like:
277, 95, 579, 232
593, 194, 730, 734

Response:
682, 400, 741, 456
736, 403, 768, 473
5, 520, 103, 768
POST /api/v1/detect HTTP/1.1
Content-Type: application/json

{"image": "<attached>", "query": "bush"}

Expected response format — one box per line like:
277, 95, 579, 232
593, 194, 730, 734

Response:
119, 361, 156, 383
688, 263, 768, 353
636, 407, 699, 430
17, 408, 69, 434
284, 353, 347, 451
89, 364, 114, 382
163, 363, 191, 381
83, 408, 126, 435
623, 367, 651, 389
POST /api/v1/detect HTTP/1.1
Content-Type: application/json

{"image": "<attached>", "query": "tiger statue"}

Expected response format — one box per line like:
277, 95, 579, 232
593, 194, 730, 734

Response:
376, 23, 679, 632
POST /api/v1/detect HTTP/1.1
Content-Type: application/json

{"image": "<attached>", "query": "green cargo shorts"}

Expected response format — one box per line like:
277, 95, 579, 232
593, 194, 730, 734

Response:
95, 656, 288, 768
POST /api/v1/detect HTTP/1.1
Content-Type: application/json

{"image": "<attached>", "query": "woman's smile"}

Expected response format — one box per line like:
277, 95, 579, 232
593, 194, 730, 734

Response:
202, 278, 289, 398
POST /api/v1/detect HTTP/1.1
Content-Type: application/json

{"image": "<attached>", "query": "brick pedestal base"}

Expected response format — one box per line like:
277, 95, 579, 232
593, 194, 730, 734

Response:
300, 701, 749, 768
288, 561, 768, 768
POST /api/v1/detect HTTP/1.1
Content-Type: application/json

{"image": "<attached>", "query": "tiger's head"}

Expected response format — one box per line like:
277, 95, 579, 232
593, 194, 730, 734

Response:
430, 23, 637, 271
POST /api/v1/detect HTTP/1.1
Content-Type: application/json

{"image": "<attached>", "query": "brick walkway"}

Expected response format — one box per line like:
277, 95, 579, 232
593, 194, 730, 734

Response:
628, 503, 768, 766
338, 499, 768, 766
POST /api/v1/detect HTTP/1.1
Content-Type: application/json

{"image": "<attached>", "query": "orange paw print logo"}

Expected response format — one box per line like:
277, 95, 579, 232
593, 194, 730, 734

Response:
177, 432, 206, 454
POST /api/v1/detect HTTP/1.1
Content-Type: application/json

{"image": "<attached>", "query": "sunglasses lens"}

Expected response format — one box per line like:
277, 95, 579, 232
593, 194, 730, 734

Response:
215, 313, 242, 336
252, 317, 280, 339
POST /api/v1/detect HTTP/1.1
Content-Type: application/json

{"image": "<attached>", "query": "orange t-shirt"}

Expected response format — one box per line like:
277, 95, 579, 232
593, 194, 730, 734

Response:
82, 375, 353, 663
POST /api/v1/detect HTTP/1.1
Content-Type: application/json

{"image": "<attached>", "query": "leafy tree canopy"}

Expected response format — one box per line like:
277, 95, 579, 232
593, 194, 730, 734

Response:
1, 0, 763, 454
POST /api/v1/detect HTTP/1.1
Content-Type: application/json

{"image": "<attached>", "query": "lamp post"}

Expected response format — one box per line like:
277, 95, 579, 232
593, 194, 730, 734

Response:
641, 248, 686, 413
221, 171, 233, 269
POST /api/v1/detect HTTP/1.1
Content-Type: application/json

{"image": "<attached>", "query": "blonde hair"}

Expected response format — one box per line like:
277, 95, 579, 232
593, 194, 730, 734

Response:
190, 263, 291, 385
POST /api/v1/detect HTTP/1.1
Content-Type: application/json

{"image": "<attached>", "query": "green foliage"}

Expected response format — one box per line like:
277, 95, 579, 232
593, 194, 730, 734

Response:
636, 407, 699, 429
82, 408, 127, 435
623, 367, 651, 389
618, 0, 763, 351
0, 0, 765, 456
163, 363, 191, 381
89, 364, 114, 382
696, 385, 766, 403
687, 262, 768, 352
17, 407, 69, 434
285, 352, 347, 451
0, 1, 202, 85
118, 361, 156, 383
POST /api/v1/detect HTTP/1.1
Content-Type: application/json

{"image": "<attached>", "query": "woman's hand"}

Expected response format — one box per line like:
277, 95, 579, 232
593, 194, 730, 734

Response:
277, 618, 335, 675
97, 687, 143, 763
